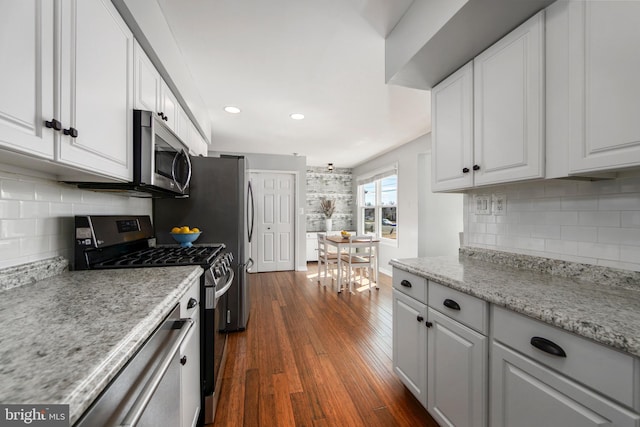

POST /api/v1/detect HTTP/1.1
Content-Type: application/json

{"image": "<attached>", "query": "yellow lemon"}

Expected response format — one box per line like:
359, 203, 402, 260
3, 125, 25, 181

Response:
191, 227, 200, 233
180, 226, 190, 233
171, 227, 181, 233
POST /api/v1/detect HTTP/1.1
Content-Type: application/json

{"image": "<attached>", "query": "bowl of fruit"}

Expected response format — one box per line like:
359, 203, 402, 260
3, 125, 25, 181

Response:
340, 230, 352, 239
170, 226, 201, 247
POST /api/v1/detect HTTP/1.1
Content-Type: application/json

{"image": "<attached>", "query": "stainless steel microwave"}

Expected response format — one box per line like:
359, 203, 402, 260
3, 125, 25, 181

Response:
73, 110, 191, 198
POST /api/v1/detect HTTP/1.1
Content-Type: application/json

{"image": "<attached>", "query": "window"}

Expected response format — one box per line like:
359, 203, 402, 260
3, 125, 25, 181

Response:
357, 166, 397, 241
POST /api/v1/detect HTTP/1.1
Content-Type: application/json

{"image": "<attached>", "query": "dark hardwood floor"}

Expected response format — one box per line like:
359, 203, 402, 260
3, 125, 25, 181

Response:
209, 263, 438, 427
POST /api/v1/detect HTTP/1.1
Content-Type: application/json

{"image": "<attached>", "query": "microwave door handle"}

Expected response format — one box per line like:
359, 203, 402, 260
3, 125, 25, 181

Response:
171, 149, 192, 193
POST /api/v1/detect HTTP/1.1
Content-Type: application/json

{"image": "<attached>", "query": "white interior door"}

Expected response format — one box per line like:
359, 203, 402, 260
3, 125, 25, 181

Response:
253, 172, 295, 272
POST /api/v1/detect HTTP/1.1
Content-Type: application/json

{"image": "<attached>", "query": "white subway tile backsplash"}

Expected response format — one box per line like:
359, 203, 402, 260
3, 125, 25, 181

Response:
577, 242, 620, 261
599, 194, 640, 211
561, 226, 598, 243
466, 178, 640, 271
561, 196, 598, 211
1, 179, 35, 200
578, 211, 621, 227
598, 227, 640, 246
0, 168, 152, 268
622, 212, 640, 228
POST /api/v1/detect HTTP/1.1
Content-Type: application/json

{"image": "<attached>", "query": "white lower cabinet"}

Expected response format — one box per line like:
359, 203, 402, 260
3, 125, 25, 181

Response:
392, 289, 428, 407
179, 280, 201, 427
427, 307, 487, 427
491, 341, 640, 427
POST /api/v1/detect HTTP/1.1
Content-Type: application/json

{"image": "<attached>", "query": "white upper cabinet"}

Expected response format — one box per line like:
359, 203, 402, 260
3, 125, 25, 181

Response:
431, 11, 545, 192
431, 62, 474, 192
473, 11, 544, 187
134, 41, 161, 114
547, 1, 640, 177
160, 80, 178, 132
0, 0, 55, 160
176, 104, 190, 145
57, 0, 133, 181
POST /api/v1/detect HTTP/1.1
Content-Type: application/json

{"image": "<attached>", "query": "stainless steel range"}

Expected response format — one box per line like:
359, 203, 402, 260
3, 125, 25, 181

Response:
74, 215, 232, 426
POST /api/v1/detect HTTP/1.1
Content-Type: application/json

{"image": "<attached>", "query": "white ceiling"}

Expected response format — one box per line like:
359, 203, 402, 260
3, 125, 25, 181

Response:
156, 0, 429, 168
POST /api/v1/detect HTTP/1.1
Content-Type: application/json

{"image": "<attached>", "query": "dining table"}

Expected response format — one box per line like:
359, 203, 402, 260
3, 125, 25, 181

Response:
324, 235, 380, 293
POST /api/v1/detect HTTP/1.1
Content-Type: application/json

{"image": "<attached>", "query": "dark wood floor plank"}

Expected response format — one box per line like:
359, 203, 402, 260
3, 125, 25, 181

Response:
210, 264, 438, 427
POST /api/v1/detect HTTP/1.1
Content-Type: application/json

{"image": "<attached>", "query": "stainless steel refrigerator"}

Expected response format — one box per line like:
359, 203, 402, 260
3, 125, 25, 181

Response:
153, 155, 254, 331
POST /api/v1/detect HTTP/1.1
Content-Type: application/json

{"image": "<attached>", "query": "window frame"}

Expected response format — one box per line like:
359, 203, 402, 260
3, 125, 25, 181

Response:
356, 165, 398, 246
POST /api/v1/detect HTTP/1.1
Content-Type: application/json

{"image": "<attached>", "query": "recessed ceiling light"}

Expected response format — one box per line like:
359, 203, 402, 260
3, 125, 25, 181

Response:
290, 113, 305, 120
224, 106, 241, 114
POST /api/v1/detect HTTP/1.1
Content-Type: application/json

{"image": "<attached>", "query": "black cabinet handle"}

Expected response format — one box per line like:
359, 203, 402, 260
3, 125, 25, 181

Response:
187, 298, 198, 309
45, 118, 62, 131
180, 355, 187, 365
462, 167, 470, 173
443, 299, 461, 311
400, 279, 412, 288
63, 127, 78, 138
417, 315, 424, 322
157, 111, 164, 118
530, 336, 567, 358
425, 321, 433, 328
473, 165, 480, 171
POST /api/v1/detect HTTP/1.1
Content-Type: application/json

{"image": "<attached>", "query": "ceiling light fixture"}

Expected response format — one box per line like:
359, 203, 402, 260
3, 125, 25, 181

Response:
224, 106, 241, 114
327, 163, 334, 172
290, 113, 305, 120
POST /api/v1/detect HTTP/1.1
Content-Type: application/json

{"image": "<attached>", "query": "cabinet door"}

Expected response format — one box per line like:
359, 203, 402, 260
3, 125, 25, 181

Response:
473, 11, 544, 186
392, 290, 427, 407
161, 80, 178, 132
134, 41, 161, 114
568, 1, 640, 173
427, 308, 487, 427
58, 0, 133, 180
176, 105, 190, 147
181, 309, 201, 427
431, 62, 474, 192
0, 0, 55, 159
491, 341, 640, 427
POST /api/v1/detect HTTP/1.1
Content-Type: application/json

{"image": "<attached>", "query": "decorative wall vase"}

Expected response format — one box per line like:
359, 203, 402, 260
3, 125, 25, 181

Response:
325, 218, 332, 232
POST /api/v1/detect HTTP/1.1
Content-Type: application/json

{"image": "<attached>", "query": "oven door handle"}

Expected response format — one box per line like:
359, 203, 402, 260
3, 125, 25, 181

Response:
215, 268, 234, 303
119, 318, 193, 427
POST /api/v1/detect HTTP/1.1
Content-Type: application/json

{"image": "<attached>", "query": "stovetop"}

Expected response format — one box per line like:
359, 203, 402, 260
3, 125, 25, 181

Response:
94, 244, 225, 269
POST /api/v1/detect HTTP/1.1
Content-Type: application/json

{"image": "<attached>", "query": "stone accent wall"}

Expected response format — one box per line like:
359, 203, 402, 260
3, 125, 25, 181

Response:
306, 166, 353, 232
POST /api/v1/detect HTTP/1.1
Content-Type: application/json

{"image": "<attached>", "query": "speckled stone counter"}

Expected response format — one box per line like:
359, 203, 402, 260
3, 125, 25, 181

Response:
0, 264, 202, 425
390, 250, 640, 358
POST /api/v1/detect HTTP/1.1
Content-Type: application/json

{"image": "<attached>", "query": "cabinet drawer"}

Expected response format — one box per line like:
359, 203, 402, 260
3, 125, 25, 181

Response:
492, 305, 638, 408
180, 277, 200, 319
428, 281, 488, 335
392, 268, 427, 304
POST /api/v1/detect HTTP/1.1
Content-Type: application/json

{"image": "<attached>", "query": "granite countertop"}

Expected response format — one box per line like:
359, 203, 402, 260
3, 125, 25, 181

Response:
0, 262, 202, 425
390, 249, 640, 358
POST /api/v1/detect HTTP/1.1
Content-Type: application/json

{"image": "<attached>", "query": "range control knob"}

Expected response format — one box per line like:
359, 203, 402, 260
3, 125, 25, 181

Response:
227, 252, 234, 263
214, 267, 222, 278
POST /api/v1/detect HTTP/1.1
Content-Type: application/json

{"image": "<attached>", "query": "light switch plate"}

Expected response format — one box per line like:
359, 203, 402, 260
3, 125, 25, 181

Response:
493, 193, 507, 215
475, 194, 491, 215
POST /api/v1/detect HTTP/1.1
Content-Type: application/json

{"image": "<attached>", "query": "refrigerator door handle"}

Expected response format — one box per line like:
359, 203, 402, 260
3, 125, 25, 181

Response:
247, 180, 254, 243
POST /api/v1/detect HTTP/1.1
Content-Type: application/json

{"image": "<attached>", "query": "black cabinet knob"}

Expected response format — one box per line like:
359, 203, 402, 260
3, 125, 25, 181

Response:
400, 279, 412, 288
63, 127, 78, 138
45, 118, 62, 131
443, 299, 461, 311
187, 298, 198, 309
157, 111, 164, 117
180, 355, 187, 365
462, 167, 470, 173
417, 315, 424, 322
473, 165, 480, 171
425, 321, 433, 328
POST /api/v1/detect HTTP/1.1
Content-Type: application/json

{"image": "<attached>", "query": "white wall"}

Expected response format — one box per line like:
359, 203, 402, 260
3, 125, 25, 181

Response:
0, 166, 151, 269
352, 133, 463, 274
464, 172, 640, 272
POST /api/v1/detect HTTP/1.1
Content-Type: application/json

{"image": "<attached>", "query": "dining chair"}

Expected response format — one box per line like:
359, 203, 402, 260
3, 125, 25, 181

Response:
340, 234, 377, 293
317, 233, 338, 286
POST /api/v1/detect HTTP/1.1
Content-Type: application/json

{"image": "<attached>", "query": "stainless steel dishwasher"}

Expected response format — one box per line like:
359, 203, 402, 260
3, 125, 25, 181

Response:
75, 305, 192, 427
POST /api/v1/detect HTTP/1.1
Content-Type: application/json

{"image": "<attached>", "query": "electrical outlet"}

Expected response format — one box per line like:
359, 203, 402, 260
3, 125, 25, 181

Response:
475, 194, 491, 215
493, 193, 507, 215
